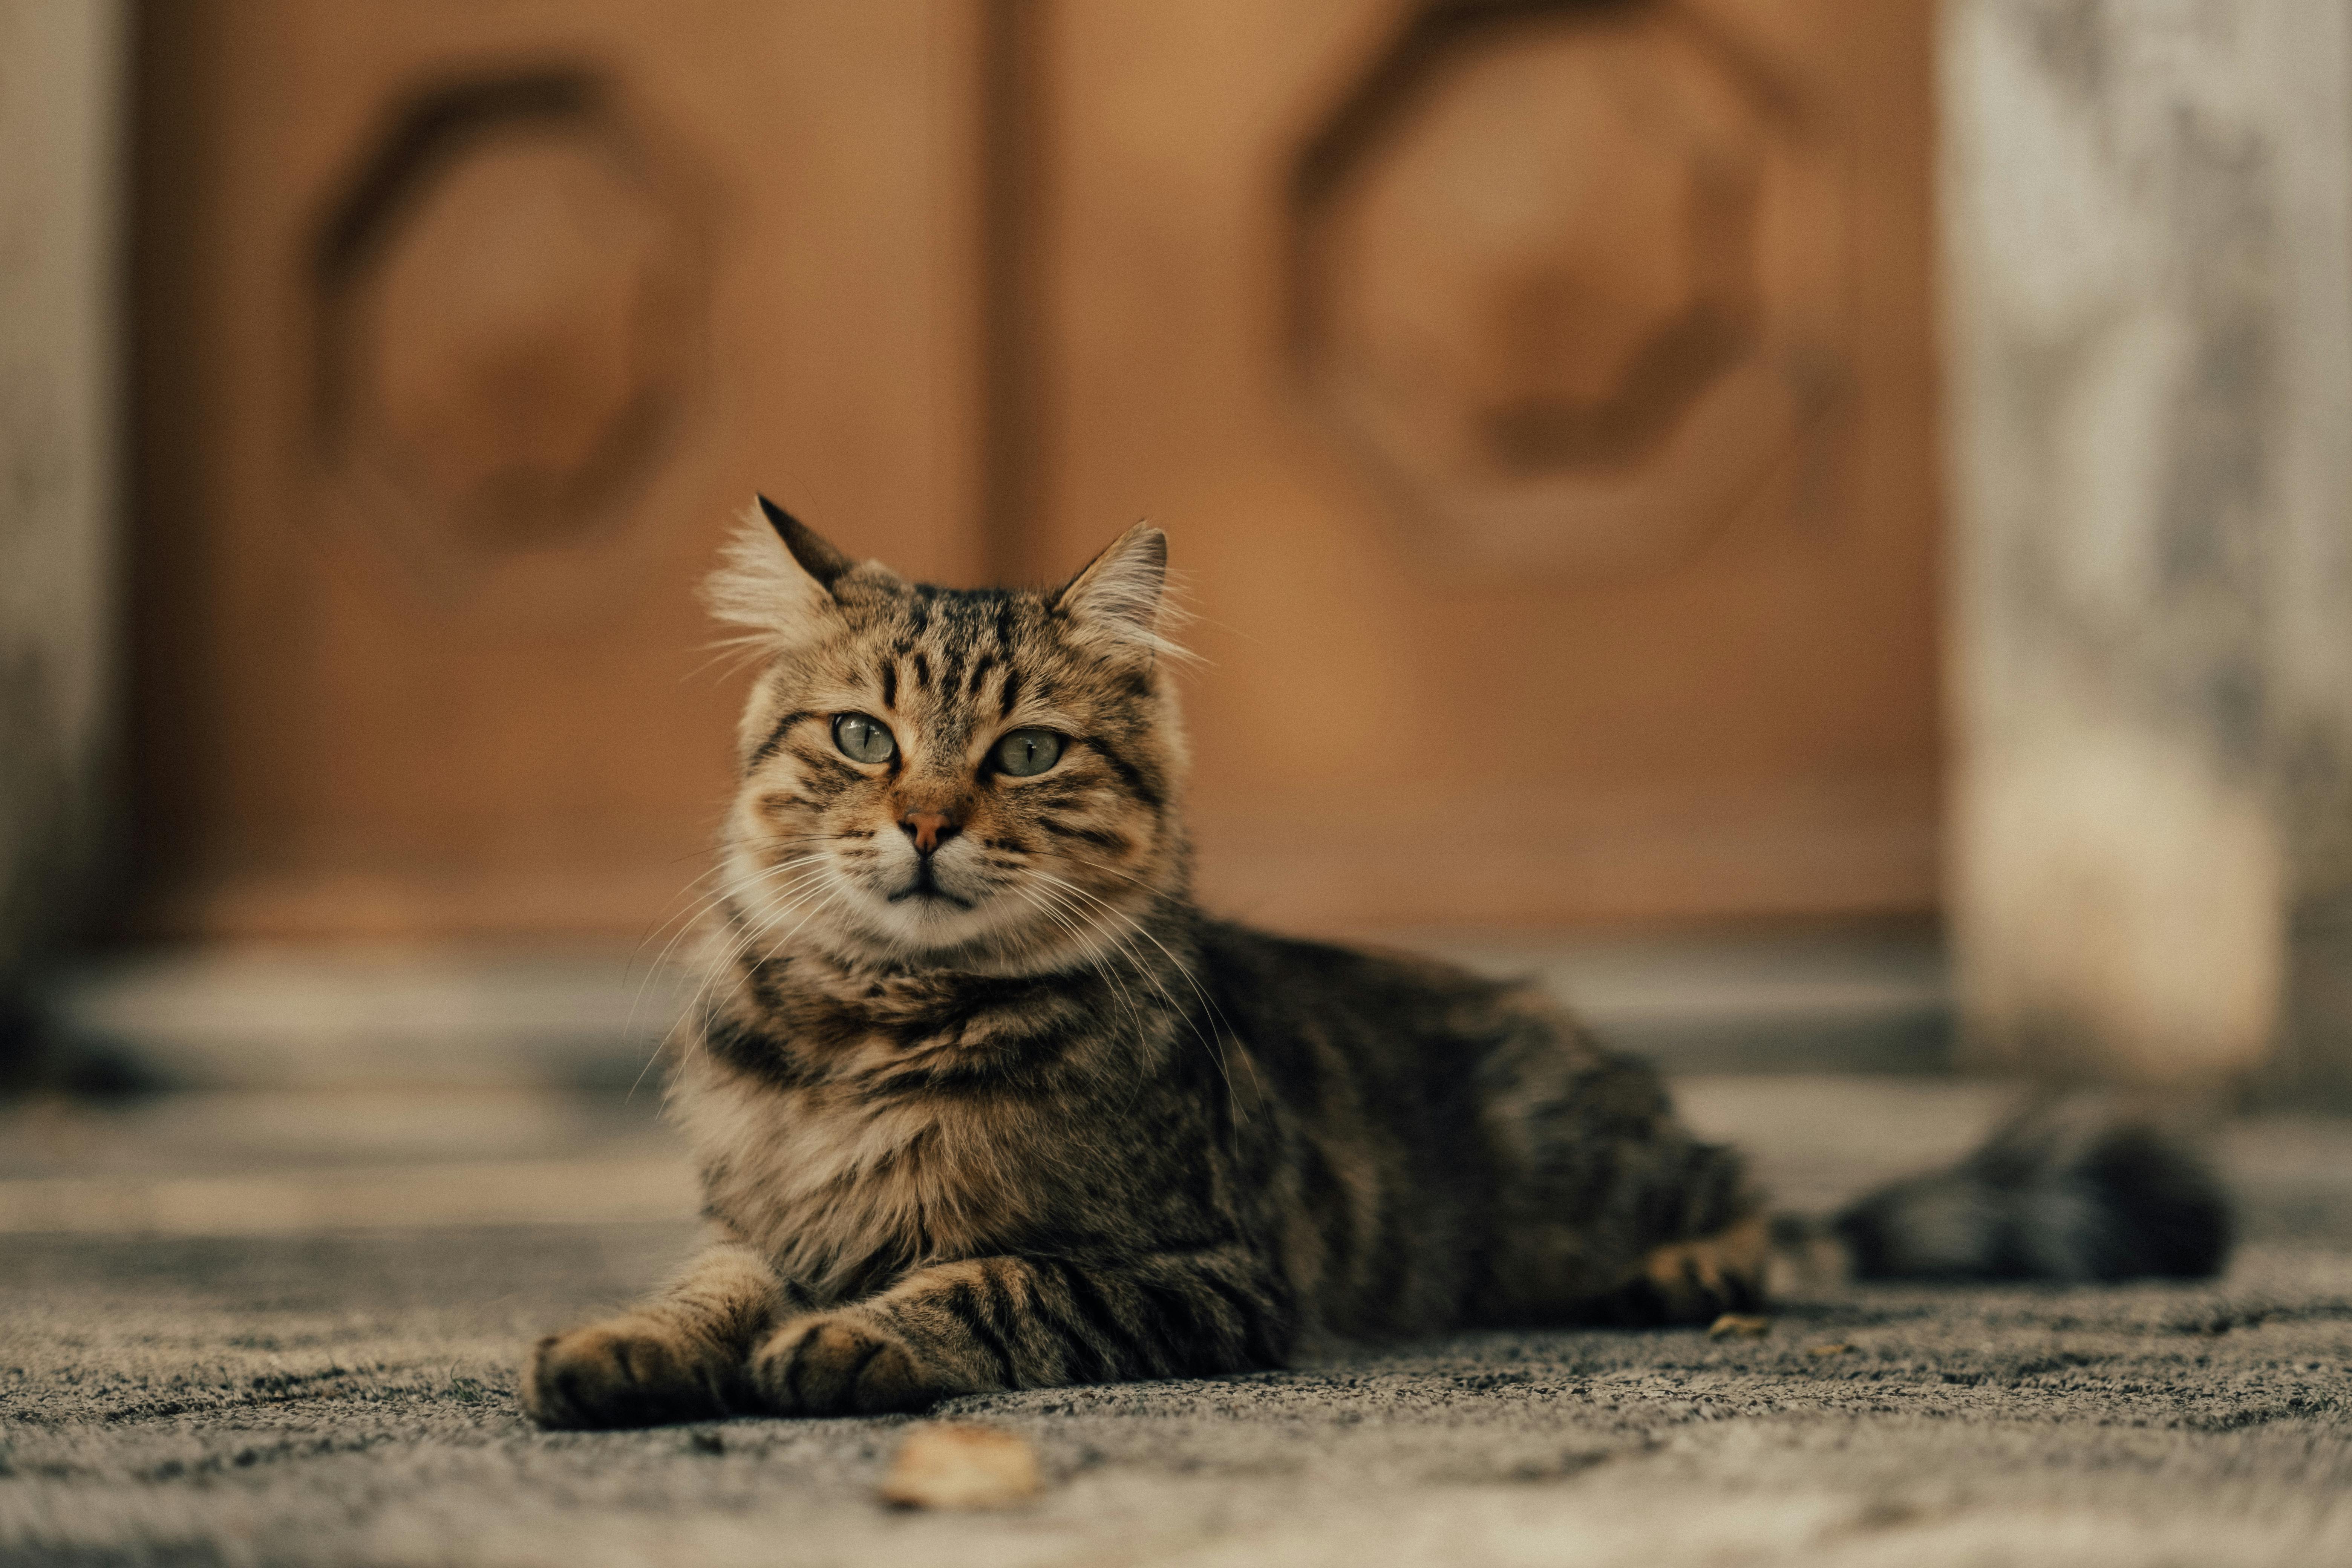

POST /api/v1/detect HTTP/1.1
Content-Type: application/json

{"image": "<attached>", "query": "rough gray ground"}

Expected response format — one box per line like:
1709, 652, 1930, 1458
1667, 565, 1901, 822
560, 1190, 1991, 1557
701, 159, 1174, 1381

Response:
4, 1077, 2352, 1568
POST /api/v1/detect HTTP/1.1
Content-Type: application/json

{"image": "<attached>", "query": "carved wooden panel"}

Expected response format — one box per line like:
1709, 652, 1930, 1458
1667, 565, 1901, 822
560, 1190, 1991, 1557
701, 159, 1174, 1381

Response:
1291, 1, 1846, 575
314, 71, 713, 596
1022, 0, 1939, 931
132, 1, 983, 938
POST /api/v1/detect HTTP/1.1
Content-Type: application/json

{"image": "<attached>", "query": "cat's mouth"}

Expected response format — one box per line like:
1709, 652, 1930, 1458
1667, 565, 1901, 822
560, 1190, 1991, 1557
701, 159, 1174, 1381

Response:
886, 864, 974, 910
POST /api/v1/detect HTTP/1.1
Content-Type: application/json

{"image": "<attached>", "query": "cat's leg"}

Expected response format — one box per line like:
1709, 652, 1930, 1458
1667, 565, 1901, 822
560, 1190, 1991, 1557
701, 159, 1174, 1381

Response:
524, 1242, 795, 1429
746, 1248, 1291, 1416
1483, 1028, 1775, 1327
1571, 1121, 1772, 1325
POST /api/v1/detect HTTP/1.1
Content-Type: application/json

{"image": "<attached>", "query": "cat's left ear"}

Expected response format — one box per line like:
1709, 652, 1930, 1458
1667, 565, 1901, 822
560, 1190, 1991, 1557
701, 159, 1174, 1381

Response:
1053, 522, 1185, 660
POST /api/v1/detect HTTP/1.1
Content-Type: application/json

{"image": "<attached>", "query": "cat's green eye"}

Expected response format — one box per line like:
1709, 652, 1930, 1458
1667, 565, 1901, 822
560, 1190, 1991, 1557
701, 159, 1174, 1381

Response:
993, 728, 1064, 778
832, 713, 897, 765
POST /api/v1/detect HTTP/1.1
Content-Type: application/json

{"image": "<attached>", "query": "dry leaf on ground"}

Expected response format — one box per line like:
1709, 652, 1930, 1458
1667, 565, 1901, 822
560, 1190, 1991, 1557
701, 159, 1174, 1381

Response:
879, 1423, 1043, 1510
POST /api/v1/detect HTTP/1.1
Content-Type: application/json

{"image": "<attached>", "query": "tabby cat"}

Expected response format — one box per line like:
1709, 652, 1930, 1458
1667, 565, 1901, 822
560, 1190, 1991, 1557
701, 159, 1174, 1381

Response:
522, 502, 2229, 1429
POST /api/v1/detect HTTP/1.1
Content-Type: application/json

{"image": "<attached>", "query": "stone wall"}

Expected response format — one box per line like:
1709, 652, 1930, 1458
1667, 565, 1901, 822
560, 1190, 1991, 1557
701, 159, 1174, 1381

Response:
0, 0, 124, 998
1942, 0, 2352, 1094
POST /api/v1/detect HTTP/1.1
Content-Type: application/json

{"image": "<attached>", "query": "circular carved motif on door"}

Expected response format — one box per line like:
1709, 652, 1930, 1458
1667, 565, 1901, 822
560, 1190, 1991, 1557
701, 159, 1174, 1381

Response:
314, 71, 711, 582
1289, 2, 1848, 577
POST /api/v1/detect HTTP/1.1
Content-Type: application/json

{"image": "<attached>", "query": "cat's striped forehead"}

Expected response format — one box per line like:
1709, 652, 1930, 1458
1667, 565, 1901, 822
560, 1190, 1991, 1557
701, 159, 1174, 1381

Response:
820, 574, 1157, 737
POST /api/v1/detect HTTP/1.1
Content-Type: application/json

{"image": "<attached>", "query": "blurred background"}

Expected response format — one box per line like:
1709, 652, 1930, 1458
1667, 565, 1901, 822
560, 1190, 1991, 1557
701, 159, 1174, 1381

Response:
5, 0, 2352, 1233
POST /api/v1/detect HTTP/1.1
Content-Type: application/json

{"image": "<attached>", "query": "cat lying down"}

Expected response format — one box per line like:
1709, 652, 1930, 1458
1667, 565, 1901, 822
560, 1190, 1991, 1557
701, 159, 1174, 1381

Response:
523, 503, 2230, 1429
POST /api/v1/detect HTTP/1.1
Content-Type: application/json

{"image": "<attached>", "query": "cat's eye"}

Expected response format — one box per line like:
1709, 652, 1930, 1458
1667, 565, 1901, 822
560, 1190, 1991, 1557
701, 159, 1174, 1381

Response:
832, 712, 897, 765
992, 728, 1064, 778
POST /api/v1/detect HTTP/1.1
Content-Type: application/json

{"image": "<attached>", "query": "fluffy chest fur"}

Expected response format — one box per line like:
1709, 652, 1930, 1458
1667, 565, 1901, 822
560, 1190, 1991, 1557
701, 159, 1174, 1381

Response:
673, 1064, 1030, 1304
669, 938, 1201, 1305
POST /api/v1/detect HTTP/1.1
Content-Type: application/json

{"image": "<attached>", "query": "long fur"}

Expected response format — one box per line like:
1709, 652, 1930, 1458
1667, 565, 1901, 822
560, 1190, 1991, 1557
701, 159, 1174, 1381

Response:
699, 504, 864, 664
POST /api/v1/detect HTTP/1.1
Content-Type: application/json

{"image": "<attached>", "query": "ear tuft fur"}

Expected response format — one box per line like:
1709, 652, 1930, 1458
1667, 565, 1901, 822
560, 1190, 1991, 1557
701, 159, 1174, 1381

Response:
1053, 522, 1193, 663
702, 499, 851, 660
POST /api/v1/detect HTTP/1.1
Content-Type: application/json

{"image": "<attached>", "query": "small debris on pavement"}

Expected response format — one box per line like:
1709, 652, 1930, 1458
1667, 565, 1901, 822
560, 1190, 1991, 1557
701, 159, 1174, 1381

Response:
1708, 1314, 1772, 1340
1806, 1342, 1854, 1358
879, 1423, 1043, 1510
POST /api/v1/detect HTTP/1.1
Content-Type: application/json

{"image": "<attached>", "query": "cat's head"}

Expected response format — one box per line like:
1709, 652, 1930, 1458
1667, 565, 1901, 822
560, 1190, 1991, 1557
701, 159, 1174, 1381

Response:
704, 498, 1190, 972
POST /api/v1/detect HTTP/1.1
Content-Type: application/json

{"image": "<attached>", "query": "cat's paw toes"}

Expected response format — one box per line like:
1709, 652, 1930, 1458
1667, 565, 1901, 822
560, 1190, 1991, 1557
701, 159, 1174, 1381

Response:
523, 1318, 737, 1430
1626, 1218, 1769, 1325
749, 1312, 936, 1416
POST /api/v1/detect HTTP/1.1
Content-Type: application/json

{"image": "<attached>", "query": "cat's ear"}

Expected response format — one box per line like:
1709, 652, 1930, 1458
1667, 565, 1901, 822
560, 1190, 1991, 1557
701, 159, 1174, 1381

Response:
756, 495, 853, 590
703, 496, 856, 655
1052, 521, 1188, 661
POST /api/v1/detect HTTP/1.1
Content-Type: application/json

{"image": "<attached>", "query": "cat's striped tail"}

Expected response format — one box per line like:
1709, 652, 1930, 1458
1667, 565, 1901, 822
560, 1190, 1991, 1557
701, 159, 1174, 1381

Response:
1778, 1099, 2234, 1286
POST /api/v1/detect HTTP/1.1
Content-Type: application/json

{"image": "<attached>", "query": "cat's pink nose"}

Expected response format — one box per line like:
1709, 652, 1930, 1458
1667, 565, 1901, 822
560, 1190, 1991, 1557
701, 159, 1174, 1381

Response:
900, 810, 959, 855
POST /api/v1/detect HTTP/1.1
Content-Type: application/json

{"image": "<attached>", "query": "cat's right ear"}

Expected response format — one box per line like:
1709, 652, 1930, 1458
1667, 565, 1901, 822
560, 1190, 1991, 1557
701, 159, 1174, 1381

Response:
1052, 521, 1192, 664
756, 495, 854, 591
702, 496, 855, 655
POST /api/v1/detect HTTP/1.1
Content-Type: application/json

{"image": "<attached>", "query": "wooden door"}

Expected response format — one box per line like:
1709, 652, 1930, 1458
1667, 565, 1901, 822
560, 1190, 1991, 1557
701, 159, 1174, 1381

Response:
1013, 0, 1941, 932
132, 0, 1938, 943
132, 0, 986, 939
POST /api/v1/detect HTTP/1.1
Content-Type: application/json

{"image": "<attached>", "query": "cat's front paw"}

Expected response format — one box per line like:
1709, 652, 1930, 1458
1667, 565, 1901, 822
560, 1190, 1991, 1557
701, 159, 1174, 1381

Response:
749, 1311, 939, 1416
523, 1316, 741, 1430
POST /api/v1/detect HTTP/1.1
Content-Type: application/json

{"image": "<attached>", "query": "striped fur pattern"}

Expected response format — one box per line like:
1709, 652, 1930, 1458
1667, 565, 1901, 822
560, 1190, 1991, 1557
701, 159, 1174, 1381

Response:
522, 505, 2226, 1429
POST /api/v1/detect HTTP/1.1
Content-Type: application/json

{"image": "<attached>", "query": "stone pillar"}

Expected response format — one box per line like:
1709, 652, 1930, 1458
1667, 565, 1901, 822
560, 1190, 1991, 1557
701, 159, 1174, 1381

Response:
1942, 0, 2352, 1094
0, 1, 125, 1007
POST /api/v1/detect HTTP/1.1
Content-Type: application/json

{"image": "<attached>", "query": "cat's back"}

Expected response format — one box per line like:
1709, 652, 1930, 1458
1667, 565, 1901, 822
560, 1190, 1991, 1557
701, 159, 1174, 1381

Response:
1198, 919, 1510, 1049
1194, 917, 1599, 1141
